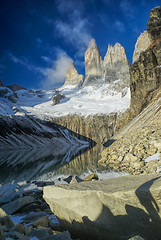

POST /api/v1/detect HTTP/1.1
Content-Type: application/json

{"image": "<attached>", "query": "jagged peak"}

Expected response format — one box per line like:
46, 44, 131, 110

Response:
104, 42, 127, 63
87, 39, 98, 49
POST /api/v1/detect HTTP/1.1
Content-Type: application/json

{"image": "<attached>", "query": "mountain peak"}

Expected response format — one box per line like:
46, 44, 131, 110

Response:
88, 39, 97, 49
64, 63, 84, 87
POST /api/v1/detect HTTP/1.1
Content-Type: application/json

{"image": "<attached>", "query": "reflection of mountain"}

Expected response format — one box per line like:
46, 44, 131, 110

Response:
55, 144, 107, 176
0, 144, 89, 184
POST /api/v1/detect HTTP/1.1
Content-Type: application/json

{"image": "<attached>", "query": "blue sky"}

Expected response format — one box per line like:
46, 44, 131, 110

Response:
0, 0, 160, 90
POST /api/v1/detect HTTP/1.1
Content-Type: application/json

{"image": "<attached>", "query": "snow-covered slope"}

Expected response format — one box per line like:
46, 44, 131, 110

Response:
21, 84, 130, 119
0, 80, 130, 118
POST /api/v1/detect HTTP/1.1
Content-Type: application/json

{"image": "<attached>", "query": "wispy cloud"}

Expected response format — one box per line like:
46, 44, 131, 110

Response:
55, 1, 92, 57
113, 20, 126, 32
40, 51, 73, 89
120, 0, 134, 18
8, 52, 40, 72
8, 51, 73, 89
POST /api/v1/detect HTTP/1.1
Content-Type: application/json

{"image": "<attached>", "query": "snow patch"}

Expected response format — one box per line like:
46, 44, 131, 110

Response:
145, 153, 160, 162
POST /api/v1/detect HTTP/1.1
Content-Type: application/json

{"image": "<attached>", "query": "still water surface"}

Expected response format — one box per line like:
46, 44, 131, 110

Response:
0, 144, 125, 184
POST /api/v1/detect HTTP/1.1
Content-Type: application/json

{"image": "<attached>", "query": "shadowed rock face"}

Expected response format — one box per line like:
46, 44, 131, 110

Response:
43, 174, 161, 240
130, 6, 161, 119
147, 6, 161, 42
133, 31, 151, 63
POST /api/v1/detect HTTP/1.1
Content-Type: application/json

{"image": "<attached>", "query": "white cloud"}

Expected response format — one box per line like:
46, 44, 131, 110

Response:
8, 51, 74, 89
40, 51, 73, 89
113, 20, 126, 32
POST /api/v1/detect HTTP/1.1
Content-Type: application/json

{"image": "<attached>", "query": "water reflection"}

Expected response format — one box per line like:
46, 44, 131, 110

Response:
0, 144, 108, 184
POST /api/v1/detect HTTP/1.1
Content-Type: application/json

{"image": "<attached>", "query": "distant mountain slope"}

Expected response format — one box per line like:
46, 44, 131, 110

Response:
0, 113, 90, 149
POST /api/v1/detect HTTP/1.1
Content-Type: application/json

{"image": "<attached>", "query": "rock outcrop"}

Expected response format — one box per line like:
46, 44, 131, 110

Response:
130, 6, 161, 119
133, 31, 151, 63
52, 93, 65, 106
147, 6, 161, 42
7, 83, 26, 92
64, 63, 84, 86
43, 174, 161, 240
52, 113, 117, 145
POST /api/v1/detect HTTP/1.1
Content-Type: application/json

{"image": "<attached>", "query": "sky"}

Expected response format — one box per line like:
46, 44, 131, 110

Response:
0, 0, 161, 90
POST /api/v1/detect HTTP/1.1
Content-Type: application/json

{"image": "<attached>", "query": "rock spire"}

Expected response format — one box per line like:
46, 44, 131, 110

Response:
132, 31, 151, 63
103, 43, 130, 88
64, 63, 84, 87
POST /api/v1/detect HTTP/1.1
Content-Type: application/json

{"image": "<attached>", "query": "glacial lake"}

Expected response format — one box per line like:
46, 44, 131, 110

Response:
0, 144, 126, 185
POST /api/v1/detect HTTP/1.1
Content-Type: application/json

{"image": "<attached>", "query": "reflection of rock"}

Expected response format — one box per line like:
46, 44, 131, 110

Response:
43, 174, 161, 240
64, 64, 84, 86
52, 93, 65, 106
55, 144, 105, 177
133, 31, 151, 63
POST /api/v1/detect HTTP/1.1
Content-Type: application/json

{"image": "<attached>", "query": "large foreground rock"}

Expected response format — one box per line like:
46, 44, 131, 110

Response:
44, 174, 161, 240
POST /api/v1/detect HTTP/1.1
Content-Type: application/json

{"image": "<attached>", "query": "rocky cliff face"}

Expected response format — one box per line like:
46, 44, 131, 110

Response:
83, 39, 103, 86
83, 40, 130, 89
147, 6, 161, 42
52, 113, 117, 145
132, 31, 151, 63
130, 6, 161, 119
63, 39, 130, 90
103, 43, 130, 90
64, 63, 84, 87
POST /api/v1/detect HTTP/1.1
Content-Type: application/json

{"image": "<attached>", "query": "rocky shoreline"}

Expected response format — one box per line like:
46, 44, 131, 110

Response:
0, 180, 72, 240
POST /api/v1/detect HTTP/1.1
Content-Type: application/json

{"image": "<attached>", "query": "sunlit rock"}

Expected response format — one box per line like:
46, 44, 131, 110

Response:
43, 174, 161, 240
133, 31, 151, 63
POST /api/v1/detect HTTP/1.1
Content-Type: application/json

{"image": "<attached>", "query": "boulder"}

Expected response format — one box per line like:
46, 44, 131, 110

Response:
52, 94, 65, 106
83, 173, 99, 181
0, 208, 14, 229
43, 174, 161, 240
1, 196, 35, 215
5, 231, 29, 240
